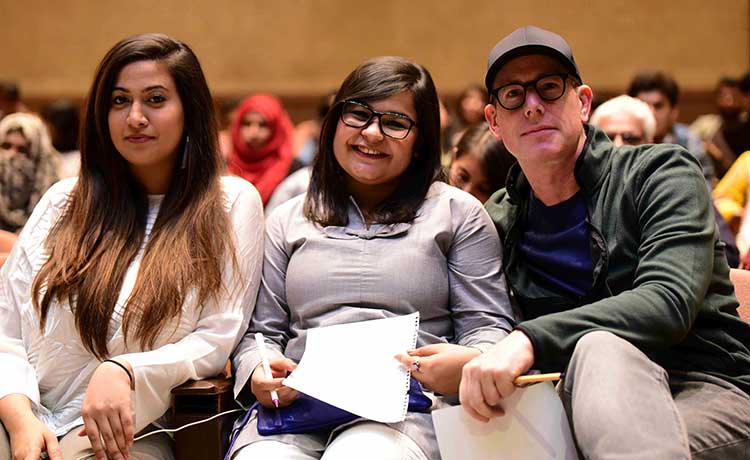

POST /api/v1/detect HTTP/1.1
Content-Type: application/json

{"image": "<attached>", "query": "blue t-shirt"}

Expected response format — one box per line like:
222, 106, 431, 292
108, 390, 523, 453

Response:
517, 190, 593, 298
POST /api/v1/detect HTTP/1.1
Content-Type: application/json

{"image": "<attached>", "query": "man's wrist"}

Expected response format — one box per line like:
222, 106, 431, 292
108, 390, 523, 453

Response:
509, 329, 536, 371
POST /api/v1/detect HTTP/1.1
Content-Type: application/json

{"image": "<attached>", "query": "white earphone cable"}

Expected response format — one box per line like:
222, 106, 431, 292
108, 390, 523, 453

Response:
73, 408, 244, 460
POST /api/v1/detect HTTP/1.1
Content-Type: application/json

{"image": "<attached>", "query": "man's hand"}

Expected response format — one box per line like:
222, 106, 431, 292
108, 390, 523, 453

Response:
459, 330, 535, 422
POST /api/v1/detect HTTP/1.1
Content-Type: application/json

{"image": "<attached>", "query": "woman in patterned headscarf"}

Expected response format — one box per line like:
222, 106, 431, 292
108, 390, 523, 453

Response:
227, 94, 296, 204
0, 112, 59, 232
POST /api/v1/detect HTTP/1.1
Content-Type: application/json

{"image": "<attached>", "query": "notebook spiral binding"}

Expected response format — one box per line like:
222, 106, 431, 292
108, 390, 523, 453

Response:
402, 312, 420, 419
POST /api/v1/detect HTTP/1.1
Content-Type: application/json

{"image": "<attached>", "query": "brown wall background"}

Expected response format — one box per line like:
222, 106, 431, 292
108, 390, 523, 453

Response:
2, 0, 749, 121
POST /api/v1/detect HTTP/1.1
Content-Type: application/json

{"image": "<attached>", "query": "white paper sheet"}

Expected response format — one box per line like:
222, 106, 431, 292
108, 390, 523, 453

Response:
282, 312, 419, 423
432, 382, 579, 460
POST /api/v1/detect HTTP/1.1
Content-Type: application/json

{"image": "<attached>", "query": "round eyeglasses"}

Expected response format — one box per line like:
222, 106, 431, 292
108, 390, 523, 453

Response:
491, 73, 575, 111
340, 100, 416, 140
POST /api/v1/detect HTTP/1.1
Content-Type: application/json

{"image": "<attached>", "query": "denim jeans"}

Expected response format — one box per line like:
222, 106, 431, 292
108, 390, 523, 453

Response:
559, 331, 750, 459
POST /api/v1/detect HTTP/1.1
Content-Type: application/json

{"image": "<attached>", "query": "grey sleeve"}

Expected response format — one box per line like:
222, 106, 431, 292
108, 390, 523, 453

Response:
447, 198, 515, 351
231, 209, 292, 400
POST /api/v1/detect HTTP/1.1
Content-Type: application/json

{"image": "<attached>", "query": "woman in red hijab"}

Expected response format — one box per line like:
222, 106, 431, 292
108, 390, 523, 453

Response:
228, 94, 295, 204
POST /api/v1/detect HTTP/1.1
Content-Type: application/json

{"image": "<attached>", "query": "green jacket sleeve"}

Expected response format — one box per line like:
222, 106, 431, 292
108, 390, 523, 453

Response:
518, 147, 716, 370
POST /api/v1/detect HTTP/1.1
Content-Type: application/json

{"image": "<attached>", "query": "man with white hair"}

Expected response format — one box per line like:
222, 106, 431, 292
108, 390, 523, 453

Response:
589, 95, 655, 146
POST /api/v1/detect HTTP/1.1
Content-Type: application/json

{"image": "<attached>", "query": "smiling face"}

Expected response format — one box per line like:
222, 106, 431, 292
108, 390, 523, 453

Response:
107, 60, 185, 192
485, 54, 591, 168
332, 90, 418, 201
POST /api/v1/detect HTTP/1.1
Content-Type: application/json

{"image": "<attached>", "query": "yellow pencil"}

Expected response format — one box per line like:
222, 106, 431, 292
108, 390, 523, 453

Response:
513, 372, 563, 387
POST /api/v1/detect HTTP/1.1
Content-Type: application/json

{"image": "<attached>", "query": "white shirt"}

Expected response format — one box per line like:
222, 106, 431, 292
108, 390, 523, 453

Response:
0, 176, 263, 435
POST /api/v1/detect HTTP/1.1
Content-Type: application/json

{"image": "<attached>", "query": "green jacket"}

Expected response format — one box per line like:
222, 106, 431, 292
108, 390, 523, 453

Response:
486, 124, 750, 394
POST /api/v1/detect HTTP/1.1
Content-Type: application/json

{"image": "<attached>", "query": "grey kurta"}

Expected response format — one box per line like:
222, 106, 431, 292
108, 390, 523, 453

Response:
230, 181, 514, 459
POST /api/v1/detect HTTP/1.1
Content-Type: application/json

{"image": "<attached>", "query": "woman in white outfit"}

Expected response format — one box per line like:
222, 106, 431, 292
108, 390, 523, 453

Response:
0, 33, 263, 460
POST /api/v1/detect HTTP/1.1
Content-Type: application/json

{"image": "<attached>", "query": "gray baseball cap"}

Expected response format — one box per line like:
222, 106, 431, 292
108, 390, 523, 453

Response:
485, 26, 581, 93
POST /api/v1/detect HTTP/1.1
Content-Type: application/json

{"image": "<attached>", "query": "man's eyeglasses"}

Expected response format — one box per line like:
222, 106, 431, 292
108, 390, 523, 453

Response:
340, 100, 416, 140
605, 131, 643, 146
491, 73, 575, 111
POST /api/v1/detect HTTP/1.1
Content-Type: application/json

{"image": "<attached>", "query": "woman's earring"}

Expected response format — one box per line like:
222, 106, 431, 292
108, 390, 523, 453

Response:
181, 135, 190, 170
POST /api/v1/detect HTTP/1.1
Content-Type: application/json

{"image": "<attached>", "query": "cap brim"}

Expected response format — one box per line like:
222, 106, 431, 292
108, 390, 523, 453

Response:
485, 45, 580, 93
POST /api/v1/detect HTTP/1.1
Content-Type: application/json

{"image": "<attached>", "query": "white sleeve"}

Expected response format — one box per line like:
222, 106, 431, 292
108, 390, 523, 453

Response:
0, 181, 72, 408
117, 180, 264, 432
0, 243, 40, 405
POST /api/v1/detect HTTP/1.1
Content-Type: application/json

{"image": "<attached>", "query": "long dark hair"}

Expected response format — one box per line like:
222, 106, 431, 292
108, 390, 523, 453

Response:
304, 56, 441, 226
32, 33, 234, 359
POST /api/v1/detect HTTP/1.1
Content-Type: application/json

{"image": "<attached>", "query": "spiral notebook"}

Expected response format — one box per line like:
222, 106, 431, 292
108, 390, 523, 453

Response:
282, 312, 419, 423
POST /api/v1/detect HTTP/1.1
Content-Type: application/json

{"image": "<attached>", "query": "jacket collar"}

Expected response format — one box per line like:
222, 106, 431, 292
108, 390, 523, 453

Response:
505, 124, 614, 204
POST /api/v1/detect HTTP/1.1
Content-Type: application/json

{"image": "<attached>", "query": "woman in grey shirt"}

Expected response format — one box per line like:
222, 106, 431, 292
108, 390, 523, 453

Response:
230, 56, 514, 460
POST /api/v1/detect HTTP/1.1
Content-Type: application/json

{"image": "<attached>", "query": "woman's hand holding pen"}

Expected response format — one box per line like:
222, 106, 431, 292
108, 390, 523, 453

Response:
79, 360, 134, 460
395, 343, 480, 396
459, 330, 535, 423
250, 358, 298, 408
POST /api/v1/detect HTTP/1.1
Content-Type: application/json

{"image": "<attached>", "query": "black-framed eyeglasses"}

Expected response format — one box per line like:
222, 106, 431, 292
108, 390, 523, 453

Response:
491, 73, 575, 111
605, 131, 643, 146
340, 100, 416, 140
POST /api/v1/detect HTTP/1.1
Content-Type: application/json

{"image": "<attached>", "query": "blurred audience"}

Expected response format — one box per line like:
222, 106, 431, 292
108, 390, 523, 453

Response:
266, 92, 337, 214
448, 123, 515, 203
691, 77, 744, 140
438, 97, 454, 158
714, 151, 750, 232
293, 91, 335, 166
628, 70, 716, 184
444, 84, 488, 149
589, 95, 654, 147
0, 113, 59, 232
227, 94, 297, 204
218, 97, 242, 164
0, 81, 26, 119
702, 76, 750, 176
733, 165, 750, 267
42, 99, 81, 178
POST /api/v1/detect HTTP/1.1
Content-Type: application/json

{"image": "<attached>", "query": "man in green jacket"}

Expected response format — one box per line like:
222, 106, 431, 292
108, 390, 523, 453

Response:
459, 26, 750, 459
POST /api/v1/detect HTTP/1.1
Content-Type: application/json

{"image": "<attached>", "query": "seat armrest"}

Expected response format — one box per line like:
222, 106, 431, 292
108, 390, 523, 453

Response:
172, 377, 234, 396
171, 376, 239, 460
